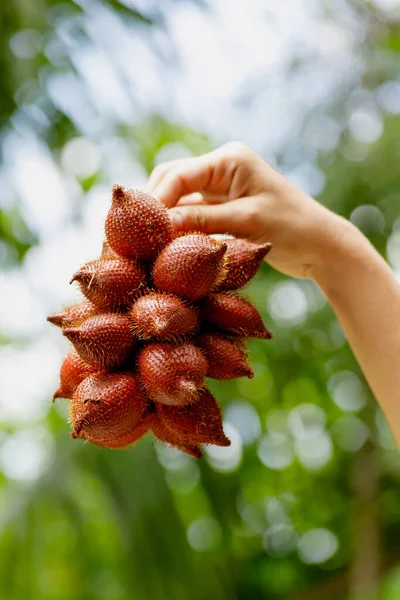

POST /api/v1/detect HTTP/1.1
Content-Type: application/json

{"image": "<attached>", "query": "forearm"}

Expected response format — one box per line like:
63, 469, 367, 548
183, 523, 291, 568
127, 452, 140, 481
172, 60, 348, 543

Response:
313, 218, 400, 445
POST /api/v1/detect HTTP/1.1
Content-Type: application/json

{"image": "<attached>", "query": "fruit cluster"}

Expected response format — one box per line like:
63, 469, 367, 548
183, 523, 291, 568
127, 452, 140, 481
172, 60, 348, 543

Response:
48, 186, 272, 458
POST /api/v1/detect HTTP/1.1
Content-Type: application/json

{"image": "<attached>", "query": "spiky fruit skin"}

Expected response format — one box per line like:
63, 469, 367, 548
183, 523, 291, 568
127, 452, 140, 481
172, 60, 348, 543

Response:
152, 418, 203, 459
53, 350, 97, 400
47, 300, 98, 328
130, 293, 198, 341
214, 239, 272, 291
200, 293, 273, 339
137, 342, 208, 406
70, 372, 149, 448
195, 333, 254, 380
71, 258, 147, 311
152, 234, 227, 301
63, 314, 136, 369
105, 186, 173, 260
157, 388, 231, 447
49, 186, 273, 458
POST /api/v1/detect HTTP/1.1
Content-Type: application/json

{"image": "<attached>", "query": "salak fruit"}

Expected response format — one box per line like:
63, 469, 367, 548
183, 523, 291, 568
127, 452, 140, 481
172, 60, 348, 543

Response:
48, 185, 273, 458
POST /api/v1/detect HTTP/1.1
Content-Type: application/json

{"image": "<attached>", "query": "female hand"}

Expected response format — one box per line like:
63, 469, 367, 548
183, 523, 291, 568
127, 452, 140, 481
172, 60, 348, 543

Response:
145, 141, 355, 281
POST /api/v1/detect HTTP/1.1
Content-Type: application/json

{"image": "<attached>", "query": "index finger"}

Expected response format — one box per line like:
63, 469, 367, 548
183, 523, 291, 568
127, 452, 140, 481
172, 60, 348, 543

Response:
148, 154, 215, 208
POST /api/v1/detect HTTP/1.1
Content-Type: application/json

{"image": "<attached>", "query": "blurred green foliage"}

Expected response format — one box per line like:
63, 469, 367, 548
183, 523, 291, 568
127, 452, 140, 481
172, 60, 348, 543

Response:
1, 1, 400, 600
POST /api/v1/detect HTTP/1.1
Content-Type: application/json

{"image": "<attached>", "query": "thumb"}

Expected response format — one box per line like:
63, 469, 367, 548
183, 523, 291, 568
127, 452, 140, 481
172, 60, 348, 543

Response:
169, 198, 257, 237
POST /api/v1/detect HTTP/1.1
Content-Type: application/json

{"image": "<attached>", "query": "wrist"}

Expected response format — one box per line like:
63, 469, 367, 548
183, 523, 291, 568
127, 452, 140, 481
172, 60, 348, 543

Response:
310, 215, 377, 294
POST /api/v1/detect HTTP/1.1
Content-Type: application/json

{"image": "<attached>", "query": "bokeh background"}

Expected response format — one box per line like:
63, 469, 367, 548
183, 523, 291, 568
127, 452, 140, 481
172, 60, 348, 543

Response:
1, 0, 400, 598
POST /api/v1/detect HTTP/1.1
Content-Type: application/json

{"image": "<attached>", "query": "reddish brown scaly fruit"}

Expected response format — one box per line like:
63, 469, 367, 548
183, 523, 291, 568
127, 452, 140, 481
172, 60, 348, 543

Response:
157, 388, 231, 447
152, 234, 227, 301
70, 258, 147, 311
63, 313, 136, 369
200, 292, 273, 339
105, 186, 173, 260
152, 417, 203, 459
49, 185, 274, 457
70, 372, 149, 448
214, 238, 272, 291
195, 333, 254, 380
137, 341, 208, 406
47, 300, 98, 328
130, 293, 198, 341
53, 350, 97, 400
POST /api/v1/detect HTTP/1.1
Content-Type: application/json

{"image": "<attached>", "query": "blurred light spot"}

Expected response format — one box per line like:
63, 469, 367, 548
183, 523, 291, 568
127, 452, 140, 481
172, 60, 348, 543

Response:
318, 22, 350, 60
284, 164, 325, 197
350, 205, 385, 235
187, 517, 222, 552
205, 423, 242, 472
288, 404, 326, 440
300, 280, 326, 312
304, 115, 341, 152
372, 0, 400, 12
263, 524, 298, 557
61, 137, 100, 179
165, 461, 200, 494
12, 144, 73, 237
0, 427, 53, 481
298, 529, 338, 564
224, 400, 261, 446
329, 321, 346, 348
9, 30, 42, 60
331, 416, 369, 452
0, 337, 61, 423
377, 81, 400, 115
387, 231, 400, 270
375, 409, 397, 450
266, 410, 289, 435
268, 281, 308, 327
237, 363, 273, 400
328, 371, 368, 412
340, 140, 369, 163
154, 142, 193, 164
293, 329, 330, 357
294, 431, 333, 471
257, 433, 294, 470
237, 496, 267, 534
154, 442, 192, 471
266, 497, 288, 525
0, 270, 45, 338
101, 139, 148, 187
348, 109, 383, 144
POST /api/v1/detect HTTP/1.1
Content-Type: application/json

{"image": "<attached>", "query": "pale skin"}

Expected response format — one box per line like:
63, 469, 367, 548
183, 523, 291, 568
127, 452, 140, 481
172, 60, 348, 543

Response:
145, 141, 400, 447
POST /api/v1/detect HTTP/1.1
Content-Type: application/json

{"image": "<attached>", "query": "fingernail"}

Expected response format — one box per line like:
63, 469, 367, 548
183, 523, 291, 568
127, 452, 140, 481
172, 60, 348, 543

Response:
170, 210, 184, 229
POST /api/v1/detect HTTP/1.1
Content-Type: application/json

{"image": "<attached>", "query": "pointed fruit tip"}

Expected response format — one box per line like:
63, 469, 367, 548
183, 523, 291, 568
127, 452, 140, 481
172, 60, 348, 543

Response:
69, 271, 90, 286
257, 242, 273, 258
47, 314, 64, 327
112, 184, 126, 204
63, 327, 80, 341
52, 389, 62, 402
215, 241, 227, 257
242, 366, 254, 379
190, 446, 204, 459
216, 434, 231, 447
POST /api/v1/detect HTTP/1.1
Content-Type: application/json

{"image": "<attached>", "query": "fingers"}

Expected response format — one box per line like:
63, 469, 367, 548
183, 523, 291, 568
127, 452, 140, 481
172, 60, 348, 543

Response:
169, 197, 261, 237
177, 192, 231, 206
148, 155, 214, 208
144, 158, 191, 197
146, 142, 255, 208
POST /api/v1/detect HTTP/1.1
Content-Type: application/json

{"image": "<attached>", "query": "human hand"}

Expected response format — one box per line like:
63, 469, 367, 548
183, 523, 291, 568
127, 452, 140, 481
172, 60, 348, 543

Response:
145, 142, 356, 280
